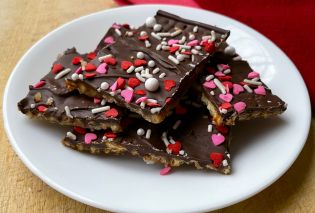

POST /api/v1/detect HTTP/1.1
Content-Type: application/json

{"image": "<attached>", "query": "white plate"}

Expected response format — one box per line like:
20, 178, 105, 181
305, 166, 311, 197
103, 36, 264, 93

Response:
3, 5, 311, 213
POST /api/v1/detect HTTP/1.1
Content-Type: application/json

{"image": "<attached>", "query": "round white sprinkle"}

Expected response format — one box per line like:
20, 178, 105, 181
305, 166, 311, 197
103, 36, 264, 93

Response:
137, 128, 145, 136
145, 129, 152, 139
140, 101, 146, 109
153, 24, 162, 31
30, 104, 35, 109
224, 46, 236, 56
148, 60, 155, 67
66, 132, 76, 140
71, 73, 79, 81
145, 78, 159, 92
152, 67, 160, 74
145, 17, 156, 28
100, 82, 109, 90
137, 52, 144, 59
140, 31, 147, 36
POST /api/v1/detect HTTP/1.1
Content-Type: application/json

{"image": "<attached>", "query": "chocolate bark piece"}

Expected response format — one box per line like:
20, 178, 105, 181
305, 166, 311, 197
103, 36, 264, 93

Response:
66, 10, 230, 124
62, 101, 231, 174
200, 45, 287, 125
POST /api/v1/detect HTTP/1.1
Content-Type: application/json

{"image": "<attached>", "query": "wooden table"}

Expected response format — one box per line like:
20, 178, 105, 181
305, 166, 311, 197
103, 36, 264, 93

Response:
0, 1, 314, 212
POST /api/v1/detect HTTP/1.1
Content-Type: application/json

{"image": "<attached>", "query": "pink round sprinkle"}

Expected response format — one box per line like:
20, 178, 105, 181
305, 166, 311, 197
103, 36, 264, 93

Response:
33, 80, 45, 88
75, 67, 82, 74
96, 63, 108, 74
135, 96, 148, 104
187, 39, 198, 46
248, 71, 260, 79
203, 80, 216, 89
84, 133, 97, 144
211, 134, 225, 146
94, 98, 101, 104
121, 89, 134, 103
168, 39, 179, 45
160, 167, 172, 176
104, 36, 115, 44
214, 71, 225, 77
254, 85, 266, 95
233, 102, 247, 114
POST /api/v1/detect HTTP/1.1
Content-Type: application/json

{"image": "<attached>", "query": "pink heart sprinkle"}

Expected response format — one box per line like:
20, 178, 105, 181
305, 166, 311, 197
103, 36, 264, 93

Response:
104, 36, 114, 44
203, 80, 216, 89
219, 93, 233, 102
168, 39, 179, 45
121, 89, 134, 103
94, 98, 101, 104
233, 84, 244, 95
84, 133, 97, 144
211, 134, 225, 146
248, 71, 260, 79
111, 23, 121, 29
33, 80, 45, 88
254, 86, 266, 95
187, 39, 198, 46
135, 96, 148, 104
160, 167, 172, 176
96, 63, 108, 74
234, 102, 247, 114
75, 67, 82, 74
110, 81, 118, 92
215, 71, 225, 77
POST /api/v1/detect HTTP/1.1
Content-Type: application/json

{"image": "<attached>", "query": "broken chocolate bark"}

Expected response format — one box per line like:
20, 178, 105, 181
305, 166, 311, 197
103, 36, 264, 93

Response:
66, 10, 230, 124
200, 45, 287, 125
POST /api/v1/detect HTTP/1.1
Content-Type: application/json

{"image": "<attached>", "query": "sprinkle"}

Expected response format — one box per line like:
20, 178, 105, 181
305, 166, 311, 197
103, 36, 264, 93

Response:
221, 102, 232, 110
210, 30, 216, 42
104, 36, 114, 44
224, 46, 236, 56
203, 80, 216, 89
115, 29, 122, 36
153, 24, 162, 31
160, 167, 171, 176
33, 80, 45, 88
51, 64, 64, 74
121, 61, 133, 70
72, 56, 82, 65
210, 91, 215, 95
179, 36, 186, 44
140, 101, 146, 109
136, 52, 144, 59
141, 73, 153, 78
219, 93, 233, 103
168, 55, 179, 64
172, 120, 181, 130
73, 126, 86, 134
54, 68, 71, 80
210, 153, 224, 168
173, 44, 191, 49
145, 40, 151, 48
176, 54, 186, 62
243, 84, 253, 93
222, 159, 228, 167
164, 80, 176, 91
167, 141, 182, 154
195, 45, 202, 50
208, 124, 213, 132
137, 128, 145, 136
156, 32, 172, 37
187, 40, 199, 46
156, 44, 162, 51
91, 106, 110, 114
223, 69, 231, 74
101, 99, 106, 105
151, 32, 161, 40
126, 31, 133, 37
248, 71, 260, 79
75, 66, 82, 74
254, 85, 266, 95
206, 75, 214, 81
148, 60, 155, 67
189, 33, 195, 40
104, 108, 119, 118
162, 45, 170, 51
145, 129, 152, 139
94, 98, 101, 104
145, 78, 159, 92
136, 73, 146, 82
233, 56, 242, 61
120, 89, 134, 103
150, 107, 162, 114
84, 133, 97, 144
191, 49, 199, 54
193, 26, 198, 33
161, 132, 170, 146
71, 73, 79, 80
84, 73, 96, 79
233, 102, 247, 114
212, 133, 225, 146
96, 63, 108, 74
126, 65, 135, 74
79, 74, 84, 80
135, 66, 144, 72
136, 96, 148, 104
145, 17, 156, 27
64, 106, 73, 118
159, 73, 166, 78
98, 54, 113, 62
66, 132, 76, 140
214, 78, 226, 94
100, 82, 109, 90
220, 108, 228, 114
152, 67, 160, 74
243, 79, 262, 86
128, 78, 141, 88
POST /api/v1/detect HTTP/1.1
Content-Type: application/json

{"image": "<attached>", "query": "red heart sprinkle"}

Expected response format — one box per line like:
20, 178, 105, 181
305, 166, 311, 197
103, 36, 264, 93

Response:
220, 102, 232, 110
134, 90, 146, 95
116, 77, 126, 89
222, 81, 233, 89
104, 108, 119, 118
167, 141, 182, 155
210, 152, 224, 168
138, 35, 149, 41
84, 63, 97, 71
204, 41, 215, 53
104, 57, 117, 65
84, 73, 96, 79
51, 63, 64, 74
128, 78, 141, 88
216, 125, 229, 135
73, 126, 86, 134
218, 76, 232, 81
164, 80, 176, 91
72, 56, 82, 65
147, 102, 161, 107
37, 105, 47, 112
134, 59, 147, 67
169, 46, 180, 54
121, 61, 133, 70
87, 52, 96, 60
104, 132, 117, 139
175, 105, 187, 115
207, 67, 216, 73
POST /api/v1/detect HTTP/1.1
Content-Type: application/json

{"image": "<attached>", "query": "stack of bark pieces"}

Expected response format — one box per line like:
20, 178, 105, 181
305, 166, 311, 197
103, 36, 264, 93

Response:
18, 10, 287, 175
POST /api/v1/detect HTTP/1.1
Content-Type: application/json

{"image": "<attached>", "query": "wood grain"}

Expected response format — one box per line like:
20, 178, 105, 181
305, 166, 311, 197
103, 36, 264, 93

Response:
0, 1, 314, 212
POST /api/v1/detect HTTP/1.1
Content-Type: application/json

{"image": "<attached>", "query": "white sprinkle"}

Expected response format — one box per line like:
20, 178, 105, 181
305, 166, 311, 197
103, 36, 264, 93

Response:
126, 65, 135, 74
115, 29, 122, 36
194, 45, 202, 50
227, 153, 231, 158
176, 54, 186, 62
208, 124, 213, 132
214, 78, 226, 94
78, 74, 84, 80
210, 91, 215, 95
91, 106, 110, 114
148, 60, 155, 67
30, 104, 35, 108
252, 77, 260, 81
101, 99, 106, 105
188, 63, 196, 68
145, 68, 150, 74
134, 66, 144, 72
145, 129, 152, 139
159, 73, 166, 78
162, 132, 170, 146
136, 73, 146, 82
206, 74, 214, 81
137, 52, 144, 59
162, 45, 170, 50
66, 132, 76, 140
147, 99, 158, 103
137, 128, 145, 136
141, 73, 153, 78
145, 78, 159, 91
224, 46, 236, 56
168, 55, 179, 64
244, 79, 262, 86
173, 44, 191, 49
169, 137, 176, 144
191, 49, 199, 54
140, 101, 146, 109
54, 68, 71, 80
140, 31, 147, 36
98, 54, 112, 62
189, 33, 195, 40
191, 55, 195, 63
244, 85, 253, 93
179, 36, 186, 44
210, 30, 216, 42
179, 150, 185, 156
150, 107, 162, 114
145, 40, 151, 48
222, 159, 228, 167
151, 32, 161, 40
71, 73, 79, 81
152, 67, 160, 74
171, 29, 182, 37
126, 31, 133, 37
193, 26, 198, 33
156, 32, 172, 37
64, 106, 73, 118
145, 17, 156, 27
100, 82, 109, 90
233, 56, 242, 61
156, 44, 162, 51
153, 24, 162, 31
172, 120, 181, 130
220, 108, 228, 114
223, 69, 231, 74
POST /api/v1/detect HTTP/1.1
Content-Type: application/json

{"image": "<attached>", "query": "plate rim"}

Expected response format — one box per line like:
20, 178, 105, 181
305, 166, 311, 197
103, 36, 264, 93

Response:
3, 4, 312, 213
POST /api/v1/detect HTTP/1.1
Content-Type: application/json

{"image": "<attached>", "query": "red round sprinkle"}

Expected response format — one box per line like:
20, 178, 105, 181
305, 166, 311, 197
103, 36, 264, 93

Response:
169, 46, 180, 54
84, 63, 97, 71
210, 152, 224, 168
52, 63, 64, 74
134, 90, 146, 95
216, 125, 229, 135
87, 52, 96, 60
218, 76, 232, 81
72, 56, 82, 65
147, 102, 161, 107
204, 41, 215, 53
138, 35, 149, 41
220, 102, 232, 110
128, 77, 141, 88
175, 105, 187, 115
104, 132, 117, 139
116, 77, 126, 89
104, 57, 117, 65
121, 61, 133, 70
164, 80, 176, 91
104, 108, 119, 118
84, 73, 96, 79
134, 59, 147, 67
74, 126, 86, 134
167, 141, 182, 155
37, 105, 47, 112
222, 81, 233, 89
